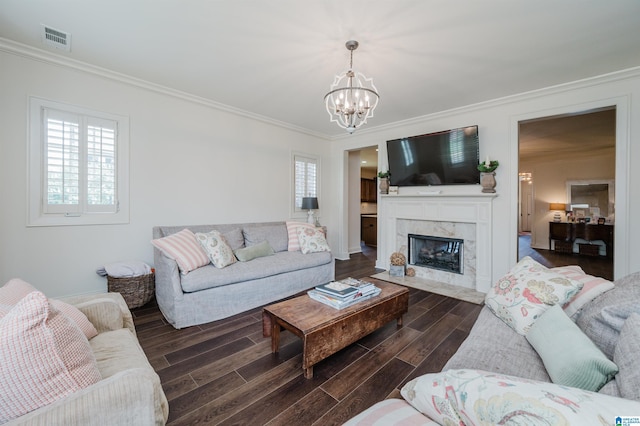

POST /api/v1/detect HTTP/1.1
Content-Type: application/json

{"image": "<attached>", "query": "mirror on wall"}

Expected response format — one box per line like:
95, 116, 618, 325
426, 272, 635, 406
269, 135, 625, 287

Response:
566, 179, 615, 223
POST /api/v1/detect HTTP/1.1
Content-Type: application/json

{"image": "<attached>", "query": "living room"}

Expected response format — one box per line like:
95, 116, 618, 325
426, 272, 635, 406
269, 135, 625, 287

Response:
2, 1, 640, 424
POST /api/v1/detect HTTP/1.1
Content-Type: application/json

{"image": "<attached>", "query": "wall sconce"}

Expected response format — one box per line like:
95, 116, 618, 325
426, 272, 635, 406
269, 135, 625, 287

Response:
301, 197, 319, 225
549, 203, 566, 222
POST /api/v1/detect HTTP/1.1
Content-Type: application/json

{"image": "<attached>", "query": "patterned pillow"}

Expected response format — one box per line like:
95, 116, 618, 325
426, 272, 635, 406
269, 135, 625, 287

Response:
297, 227, 331, 254
151, 228, 209, 274
401, 369, 640, 426
195, 230, 237, 269
286, 221, 317, 251
0, 278, 98, 339
552, 266, 614, 318
484, 256, 583, 335
0, 291, 102, 423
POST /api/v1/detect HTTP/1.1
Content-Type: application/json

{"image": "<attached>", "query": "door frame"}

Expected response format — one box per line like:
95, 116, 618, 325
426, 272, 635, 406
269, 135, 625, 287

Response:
510, 96, 630, 279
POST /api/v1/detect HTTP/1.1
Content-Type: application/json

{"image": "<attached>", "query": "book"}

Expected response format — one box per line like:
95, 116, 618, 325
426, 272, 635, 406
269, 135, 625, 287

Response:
308, 286, 381, 310
315, 281, 359, 298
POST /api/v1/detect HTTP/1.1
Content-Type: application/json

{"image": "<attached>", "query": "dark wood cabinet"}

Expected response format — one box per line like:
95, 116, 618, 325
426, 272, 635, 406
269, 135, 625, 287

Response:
361, 216, 377, 246
360, 178, 377, 202
549, 222, 613, 257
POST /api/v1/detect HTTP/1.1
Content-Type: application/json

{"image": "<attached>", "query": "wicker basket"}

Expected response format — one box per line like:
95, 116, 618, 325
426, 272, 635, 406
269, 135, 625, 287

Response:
578, 243, 600, 257
107, 273, 155, 309
553, 240, 573, 254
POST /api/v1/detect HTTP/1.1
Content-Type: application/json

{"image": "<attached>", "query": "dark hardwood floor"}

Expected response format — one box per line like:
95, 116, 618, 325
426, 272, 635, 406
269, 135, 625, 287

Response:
132, 245, 482, 425
518, 234, 613, 280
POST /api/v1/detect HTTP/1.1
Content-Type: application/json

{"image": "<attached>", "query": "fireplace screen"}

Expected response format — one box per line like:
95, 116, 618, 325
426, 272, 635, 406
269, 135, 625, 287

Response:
408, 234, 463, 274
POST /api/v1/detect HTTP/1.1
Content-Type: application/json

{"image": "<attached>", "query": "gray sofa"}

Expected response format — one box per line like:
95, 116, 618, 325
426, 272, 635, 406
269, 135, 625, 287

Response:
345, 271, 640, 424
152, 221, 334, 329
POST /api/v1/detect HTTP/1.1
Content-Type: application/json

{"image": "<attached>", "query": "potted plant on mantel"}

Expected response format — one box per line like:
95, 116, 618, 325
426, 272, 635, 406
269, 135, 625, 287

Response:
378, 170, 391, 194
477, 159, 499, 193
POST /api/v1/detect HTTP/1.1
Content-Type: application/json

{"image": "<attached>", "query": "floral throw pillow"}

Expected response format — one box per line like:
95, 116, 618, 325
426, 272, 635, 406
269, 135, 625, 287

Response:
401, 369, 640, 426
297, 227, 330, 254
484, 256, 583, 335
195, 230, 237, 269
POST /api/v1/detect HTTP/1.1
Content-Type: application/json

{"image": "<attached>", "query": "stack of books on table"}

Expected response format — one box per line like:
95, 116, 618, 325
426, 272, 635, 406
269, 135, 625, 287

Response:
307, 278, 381, 309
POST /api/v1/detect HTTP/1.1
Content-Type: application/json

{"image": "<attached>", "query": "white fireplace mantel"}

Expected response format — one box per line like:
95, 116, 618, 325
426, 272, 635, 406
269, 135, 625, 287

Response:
378, 192, 498, 293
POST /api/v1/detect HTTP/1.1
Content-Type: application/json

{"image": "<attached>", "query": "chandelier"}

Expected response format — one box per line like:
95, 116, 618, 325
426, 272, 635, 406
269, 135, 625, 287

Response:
324, 40, 379, 133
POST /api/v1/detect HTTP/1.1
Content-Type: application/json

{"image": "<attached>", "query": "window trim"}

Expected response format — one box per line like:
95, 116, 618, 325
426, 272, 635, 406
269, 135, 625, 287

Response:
291, 151, 320, 218
27, 97, 130, 226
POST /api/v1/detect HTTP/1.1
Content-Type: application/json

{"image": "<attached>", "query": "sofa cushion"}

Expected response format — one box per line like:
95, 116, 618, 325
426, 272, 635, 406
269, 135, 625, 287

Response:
297, 226, 331, 254
0, 278, 98, 339
286, 221, 317, 251
151, 228, 210, 274
526, 304, 617, 392
551, 265, 614, 318
195, 230, 237, 268
443, 307, 551, 382
90, 328, 154, 379
180, 250, 332, 292
243, 224, 289, 252
0, 291, 102, 423
401, 369, 640, 426
484, 256, 583, 335
575, 271, 640, 360
234, 240, 275, 262
614, 313, 640, 401
223, 228, 245, 251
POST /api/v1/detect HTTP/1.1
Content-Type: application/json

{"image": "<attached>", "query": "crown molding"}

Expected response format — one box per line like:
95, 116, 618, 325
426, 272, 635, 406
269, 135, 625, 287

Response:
330, 66, 640, 141
0, 37, 331, 140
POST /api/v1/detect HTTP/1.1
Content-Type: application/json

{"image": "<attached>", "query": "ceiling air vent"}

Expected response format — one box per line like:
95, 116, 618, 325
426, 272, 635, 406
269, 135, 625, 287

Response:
41, 25, 71, 52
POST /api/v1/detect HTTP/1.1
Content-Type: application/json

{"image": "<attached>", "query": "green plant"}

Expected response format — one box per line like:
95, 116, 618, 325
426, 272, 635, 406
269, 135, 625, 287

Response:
378, 170, 391, 178
477, 160, 499, 173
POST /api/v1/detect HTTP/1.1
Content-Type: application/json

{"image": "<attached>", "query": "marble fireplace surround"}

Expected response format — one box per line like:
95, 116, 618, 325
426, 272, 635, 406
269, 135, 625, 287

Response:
377, 193, 497, 293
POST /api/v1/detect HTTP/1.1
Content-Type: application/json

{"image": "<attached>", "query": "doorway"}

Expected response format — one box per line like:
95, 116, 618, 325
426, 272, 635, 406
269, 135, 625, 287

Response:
517, 108, 615, 280
347, 146, 379, 255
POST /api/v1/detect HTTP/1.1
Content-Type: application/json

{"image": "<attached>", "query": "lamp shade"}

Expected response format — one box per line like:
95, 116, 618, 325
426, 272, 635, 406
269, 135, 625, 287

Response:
301, 197, 319, 210
549, 203, 566, 211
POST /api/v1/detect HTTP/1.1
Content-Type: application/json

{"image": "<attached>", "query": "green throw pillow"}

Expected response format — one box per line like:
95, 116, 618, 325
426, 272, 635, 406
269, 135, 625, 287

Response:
234, 240, 274, 262
526, 303, 618, 392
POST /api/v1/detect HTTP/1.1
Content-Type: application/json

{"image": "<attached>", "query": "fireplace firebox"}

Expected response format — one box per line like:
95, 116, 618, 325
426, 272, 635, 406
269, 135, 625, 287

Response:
408, 234, 464, 274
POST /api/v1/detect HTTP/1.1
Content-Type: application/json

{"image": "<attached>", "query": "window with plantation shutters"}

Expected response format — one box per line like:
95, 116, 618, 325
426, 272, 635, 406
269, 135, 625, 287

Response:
293, 153, 319, 213
29, 97, 129, 226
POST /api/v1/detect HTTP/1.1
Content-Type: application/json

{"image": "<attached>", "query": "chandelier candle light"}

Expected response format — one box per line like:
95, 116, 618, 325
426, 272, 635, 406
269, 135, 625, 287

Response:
324, 40, 380, 133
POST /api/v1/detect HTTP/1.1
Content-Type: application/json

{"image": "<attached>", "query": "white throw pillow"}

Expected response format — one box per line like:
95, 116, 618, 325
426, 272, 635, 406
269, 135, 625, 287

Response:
195, 230, 237, 268
0, 291, 102, 423
484, 256, 583, 335
286, 221, 317, 251
297, 227, 331, 254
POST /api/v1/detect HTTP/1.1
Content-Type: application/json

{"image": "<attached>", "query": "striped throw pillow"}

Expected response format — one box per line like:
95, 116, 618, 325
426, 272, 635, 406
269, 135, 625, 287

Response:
0, 291, 102, 422
151, 228, 210, 273
286, 221, 317, 251
0, 278, 98, 339
552, 266, 615, 318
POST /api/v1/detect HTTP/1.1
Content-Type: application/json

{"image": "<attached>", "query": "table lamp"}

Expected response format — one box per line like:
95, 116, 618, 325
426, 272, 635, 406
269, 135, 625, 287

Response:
301, 197, 319, 224
549, 203, 566, 222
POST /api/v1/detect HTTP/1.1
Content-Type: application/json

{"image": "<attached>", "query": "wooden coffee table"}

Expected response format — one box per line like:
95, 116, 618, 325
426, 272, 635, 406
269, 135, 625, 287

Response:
262, 279, 409, 379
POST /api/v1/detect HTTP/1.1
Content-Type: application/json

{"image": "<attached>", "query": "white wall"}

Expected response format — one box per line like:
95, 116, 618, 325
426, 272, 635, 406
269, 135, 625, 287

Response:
520, 152, 615, 250
331, 68, 640, 281
0, 49, 331, 297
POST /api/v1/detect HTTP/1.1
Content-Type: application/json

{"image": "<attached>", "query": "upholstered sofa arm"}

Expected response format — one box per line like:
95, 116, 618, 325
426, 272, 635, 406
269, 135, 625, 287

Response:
62, 292, 136, 335
6, 368, 169, 426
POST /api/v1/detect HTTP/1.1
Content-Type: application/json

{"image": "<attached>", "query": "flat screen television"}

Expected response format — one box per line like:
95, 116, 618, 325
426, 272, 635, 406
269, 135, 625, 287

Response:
386, 125, 480, 187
